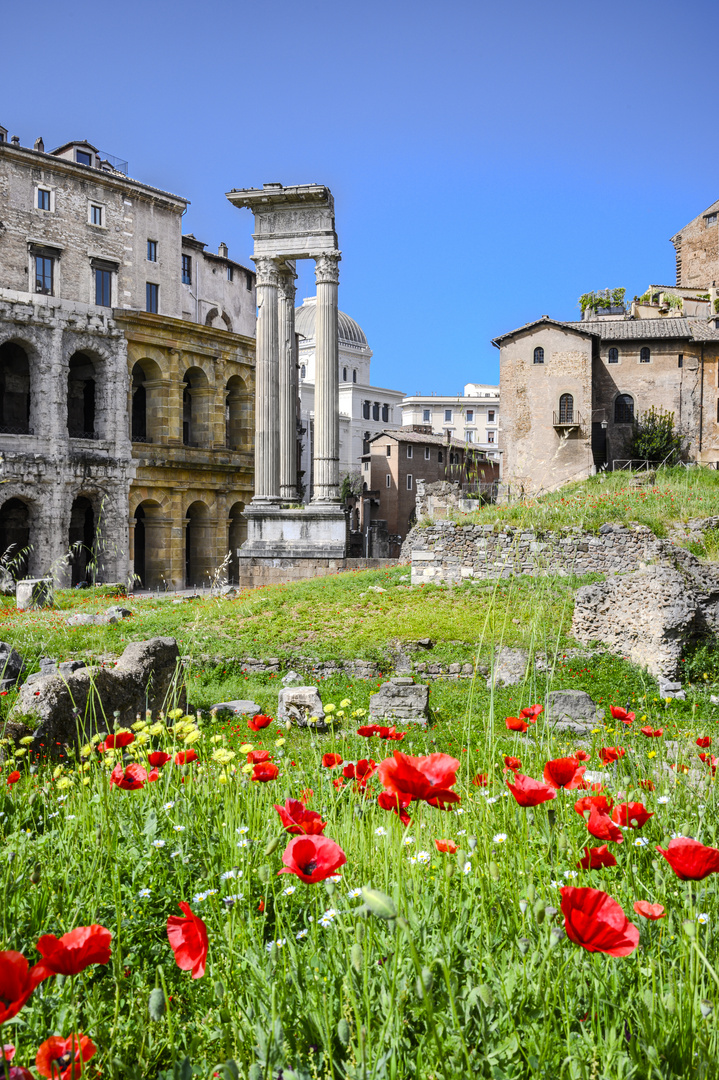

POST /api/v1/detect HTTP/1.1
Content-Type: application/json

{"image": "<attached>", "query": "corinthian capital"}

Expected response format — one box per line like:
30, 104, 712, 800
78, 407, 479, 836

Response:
253, 256, 281, 288
277, 265, 297, 302
313, 250, 341, 286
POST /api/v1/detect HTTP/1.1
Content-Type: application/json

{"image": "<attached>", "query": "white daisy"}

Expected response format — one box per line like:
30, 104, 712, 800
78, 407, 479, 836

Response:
657, 796, 670, 804
152, 840, 165, 848
633, 837, 649, 847
375, 827, 388, 836
493, 833, 508, 844
237, 825, 249, 834
282, 886, 296, 896
347, 888, 362, 898
163, 801, 175, 810
463, 862, 472, 875
237, 839, 249, 849
563, 870, 578, 879
485, 797, 499, 805
174, 825, 186, 832
697, 913, 710, 924
457, 829, 467, 836
417, 851, 431, 864
138, 888, 151, 898
220, 869, 237, 881
170, 850, 181, 858
296, 928, 309, 939
329, 874, 342, 882
403, 836, 415, 846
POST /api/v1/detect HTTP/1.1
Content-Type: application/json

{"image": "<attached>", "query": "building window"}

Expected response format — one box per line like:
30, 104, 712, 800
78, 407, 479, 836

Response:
423, 408, 430, 422
466, 409, 474, 422
146, 283, 159, 313
382, 404, 389, 422
301, 364, 306, 379
386, 474, 391, 488
487, 431, 495, 444
372, 402, 380, 421
424, 446, 430, 460
34, 255, 53, 295
37, 188, 51, 211
534, 347, 544, 364
444, 409, 452, 422
89, 204, 103, 226
147, 240, 157, 262
407, 474, 413, 491
362, 431, 370, 454
487, 409, 495, 422
678, 354, 683, 369
386, 445, 391, 456
438, 450, 443, 463
94, 268, 111, 307
407, 445, 413, 459
246, 273, 252, 291
363, 460, 369, 472
353, 369, 357, 383
640, 347, 651, 363
614, 394, 634, 423
227, 265, 233, 282
362, 400, 370, 420
707, 213, 718, 225
559, 393, 574, 424
182, 255, 192, 285
76, 150, 92, 166
606, 347, 618, 364
342, 367, 347, 382
466, 430, 475, 443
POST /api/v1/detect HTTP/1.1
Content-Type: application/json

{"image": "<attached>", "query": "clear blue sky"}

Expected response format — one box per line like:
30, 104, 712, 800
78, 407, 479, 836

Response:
2, 0, 718, 394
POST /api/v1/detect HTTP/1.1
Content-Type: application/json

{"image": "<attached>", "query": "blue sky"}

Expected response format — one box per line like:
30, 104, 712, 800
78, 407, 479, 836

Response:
2, 0, 718, 394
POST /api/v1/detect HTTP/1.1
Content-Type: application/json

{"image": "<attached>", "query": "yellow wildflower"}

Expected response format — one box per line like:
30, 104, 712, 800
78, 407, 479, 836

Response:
19, 735, 34, 746
211, 748, 236, 765
56, 776, 73, 791
241, 763, 254, 775
239, 743, 254, 754
184, 730, 202, 745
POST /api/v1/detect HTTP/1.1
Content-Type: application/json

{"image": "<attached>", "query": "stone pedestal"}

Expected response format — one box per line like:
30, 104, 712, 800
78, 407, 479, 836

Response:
238, 502, 348, 560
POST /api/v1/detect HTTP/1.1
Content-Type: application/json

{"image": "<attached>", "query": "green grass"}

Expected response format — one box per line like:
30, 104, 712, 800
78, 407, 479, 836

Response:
450, 466, 719, 536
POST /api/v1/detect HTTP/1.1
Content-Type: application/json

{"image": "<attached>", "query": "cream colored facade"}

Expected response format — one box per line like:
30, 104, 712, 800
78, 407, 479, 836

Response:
401, 383, 500, 458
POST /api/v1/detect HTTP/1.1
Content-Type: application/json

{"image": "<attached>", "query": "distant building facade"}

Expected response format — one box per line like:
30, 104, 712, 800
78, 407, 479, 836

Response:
0, 129, 255, 589
401, 383, 500, 458
295, 296, 405, 500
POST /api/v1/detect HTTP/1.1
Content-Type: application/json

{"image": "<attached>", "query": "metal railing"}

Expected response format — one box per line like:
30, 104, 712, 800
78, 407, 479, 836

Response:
0, 425, 33, 435
132, 434, 153, 444
553, 410, 584, 427
69, 431, 99, 441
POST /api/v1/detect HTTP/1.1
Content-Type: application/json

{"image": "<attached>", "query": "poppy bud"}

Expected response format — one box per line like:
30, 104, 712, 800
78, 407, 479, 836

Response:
355, 923, 365, 944
643, 988, 653, 1011
214, 979, 225, 1002
445, 861, 456, 880
468, 835, 478, 852
478, 984, 494, 1008
456, 849, 467, 868
350, 943, 363, 973
360, 887, 397, 920
30, 862, 41, 884
489, 861, 500, 881
665, 993, 676, 1013
533, 899, 546, 924
519, 900, 528, 915
258, 865, 271, 884
148, 986, 166, 1021
683, 920, 696, 938
700, 1000, 713, 1018
517, 937, 531, 955
547, 809, 556, 829
526, 883, 536, 903
325, 880, 336, 897
549, 927, 564, 947
337, 1018, 350, 1046
557, 832, 568, 851
264, 836, 282, 856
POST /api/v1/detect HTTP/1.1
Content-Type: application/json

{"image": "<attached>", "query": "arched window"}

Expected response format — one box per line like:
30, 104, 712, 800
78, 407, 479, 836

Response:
0, 497, 30, 580
342, 367, 347, 382
559, 393, 574, 423
533, 347, 544, 365
182, 367, 209, 446
225, 374, 248, 450
300, 364, 306, 379
67, 353, 96, 438
608, 348, 618, 364
640, 347, 651, 363
381, 404, 389, 423
68, 496, 95, 586
353, 369, 357, 383
614, 394, 634, 424
131, 363, 147, 441
0, 343, 31, 434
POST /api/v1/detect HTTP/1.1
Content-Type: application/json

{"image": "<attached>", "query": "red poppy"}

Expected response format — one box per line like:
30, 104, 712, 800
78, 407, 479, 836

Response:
148, 769, 160, 782
698, 753, 718, 773
503, 756, 521, 771
247, 750, 270, 764
377, 790, 412, 825
638, 778, 655, 791
105, 731, 135, 749
322, 753, 343, 768
471, 773, 489, 787
0, 951, 47, 1023
274, 798, 326, 835
610, 706, 635, 725
174, 750, 198, 766
639, 727, 663, 738
435, 838, 458, 853
670, 763, 690, 774
519, 704, 543, 721
575, 750, 591, 762
656, 837, 719, 881
278, 835, 347, 884
343, 759, 377, 788
357, 725, 379, 737
378, 751, 460, 807
586, 806, 624, 843
633, 901, 665, 920
377, 726, 405, 741
577, 844, 617, 869
257, 899, 265, 913
300, 788, 314, 803
696, 736, 712, 749
35, 1034, 96, 1080
599, 747, 626, 766
506, 773, 556, 807
110, 763, 147, 790
332, 778, 346, 789
167, 901, 208, 979
147, 751, 171, 767
8, 1066, 34, 1080
505, 716, 529, 733
252, 762, 279, 782
247, 714, 273, 731
543, 757, 585, 790
611, 801, 653, 829
6, 771, 20, 786
560, 887, 639, 956
3, 1045, 15, 1062
34, 925, 111, 977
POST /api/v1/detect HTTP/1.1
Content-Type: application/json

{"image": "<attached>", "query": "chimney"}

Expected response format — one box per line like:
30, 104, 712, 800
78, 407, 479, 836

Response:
10, 136, 20, 147
218, 242, 228, 258
34, 137, 44, 152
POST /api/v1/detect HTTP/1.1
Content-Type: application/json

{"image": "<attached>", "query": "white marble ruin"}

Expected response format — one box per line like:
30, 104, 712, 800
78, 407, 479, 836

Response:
225, 183, 347, 561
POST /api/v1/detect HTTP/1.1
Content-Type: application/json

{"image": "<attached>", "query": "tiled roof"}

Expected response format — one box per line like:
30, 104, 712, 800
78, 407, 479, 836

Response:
565, 318, 719, 341
492, 316, 594, 346
370, 429, 477, 450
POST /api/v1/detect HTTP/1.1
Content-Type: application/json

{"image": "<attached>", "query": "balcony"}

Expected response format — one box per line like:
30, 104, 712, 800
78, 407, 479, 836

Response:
553, 410, 583, 430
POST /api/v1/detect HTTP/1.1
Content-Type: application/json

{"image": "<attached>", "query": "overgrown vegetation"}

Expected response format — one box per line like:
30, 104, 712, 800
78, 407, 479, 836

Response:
628, 407, 683, 466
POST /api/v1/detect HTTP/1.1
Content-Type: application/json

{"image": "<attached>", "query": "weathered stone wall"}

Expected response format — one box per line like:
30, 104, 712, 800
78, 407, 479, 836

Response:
403, 520, 666, 584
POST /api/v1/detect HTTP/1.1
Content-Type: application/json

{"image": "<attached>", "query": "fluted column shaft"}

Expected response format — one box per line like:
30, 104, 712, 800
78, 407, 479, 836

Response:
278, 265, 298, 501
252, 256, 281, 501
312, 250, 341, 502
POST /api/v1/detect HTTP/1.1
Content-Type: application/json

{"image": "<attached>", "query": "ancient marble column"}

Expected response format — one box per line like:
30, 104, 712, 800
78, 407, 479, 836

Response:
251, 256, 281, 502
312, 250, 341, 502
278, 264, 298, 501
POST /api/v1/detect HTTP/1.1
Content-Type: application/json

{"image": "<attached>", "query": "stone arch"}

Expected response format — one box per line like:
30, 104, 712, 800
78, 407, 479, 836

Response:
225, 373, 250, 449
131, 497, 170, 590
0, 496, 32, 581
184, 499, 212, 587
68, 352, 98, 438
182, 366, 210, 446
68, 494, 96, 585
205, 307, 233, 333
558, 393, 574, 424
131, 357, 163, 443
0, 341, 31, 434
227, 500, 247, 583
614, 393, 635, 424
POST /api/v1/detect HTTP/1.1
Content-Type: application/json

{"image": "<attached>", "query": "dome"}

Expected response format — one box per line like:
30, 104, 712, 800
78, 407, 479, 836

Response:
294, 297, 367, 347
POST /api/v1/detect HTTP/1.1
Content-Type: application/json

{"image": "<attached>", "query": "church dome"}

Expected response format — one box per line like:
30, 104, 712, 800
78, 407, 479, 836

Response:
295, 296, 368, 347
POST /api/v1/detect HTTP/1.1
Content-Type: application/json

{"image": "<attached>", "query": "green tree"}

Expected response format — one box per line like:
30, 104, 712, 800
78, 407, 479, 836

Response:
628, 406, 683, 464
